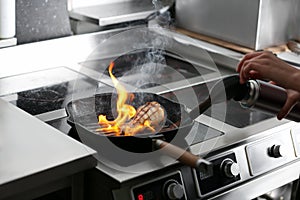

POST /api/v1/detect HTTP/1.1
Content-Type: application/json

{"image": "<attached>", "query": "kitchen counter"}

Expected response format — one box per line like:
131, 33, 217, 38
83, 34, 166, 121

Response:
0, 97, 97, 200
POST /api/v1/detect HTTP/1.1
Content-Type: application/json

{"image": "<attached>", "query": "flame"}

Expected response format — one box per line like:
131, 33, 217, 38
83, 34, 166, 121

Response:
97, 62, 155, 136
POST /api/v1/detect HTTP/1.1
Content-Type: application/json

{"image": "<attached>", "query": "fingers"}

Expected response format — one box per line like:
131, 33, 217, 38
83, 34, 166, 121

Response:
237, 51, 300, 120
277, 90, 300, 120
237, 51, 271, 71
237, 51, 275, 84
238, 60, 265, 84
237, 51, 263, 72
247, 71, 263, 80
277, 99, 295, 120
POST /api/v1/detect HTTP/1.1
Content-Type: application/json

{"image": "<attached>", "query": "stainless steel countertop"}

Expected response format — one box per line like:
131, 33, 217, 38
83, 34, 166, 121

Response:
69, 1, 157, 26
0, 27, 243, 80
0, 97, 96, 199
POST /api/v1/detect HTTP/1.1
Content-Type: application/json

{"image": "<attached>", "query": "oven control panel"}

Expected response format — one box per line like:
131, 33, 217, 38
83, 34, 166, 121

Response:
195, 153, 241, 196
131, 171, 187, 200
245, 130, 296, 176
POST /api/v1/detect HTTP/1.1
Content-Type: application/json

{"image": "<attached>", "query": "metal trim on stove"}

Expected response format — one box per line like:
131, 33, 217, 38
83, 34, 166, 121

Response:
35, 108, 68, 122
208, 160, 300, 200
189, 121, 300, 199
130, 170, 188, 200
193, 151, 243, 198
245, 129, 296, 176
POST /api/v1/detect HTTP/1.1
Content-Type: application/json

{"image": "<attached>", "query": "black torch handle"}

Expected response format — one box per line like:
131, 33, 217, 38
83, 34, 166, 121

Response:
188, 74, 248, 120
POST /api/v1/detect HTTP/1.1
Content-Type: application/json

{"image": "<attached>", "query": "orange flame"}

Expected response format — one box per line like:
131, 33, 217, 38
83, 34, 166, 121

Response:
97, 62, 155, 136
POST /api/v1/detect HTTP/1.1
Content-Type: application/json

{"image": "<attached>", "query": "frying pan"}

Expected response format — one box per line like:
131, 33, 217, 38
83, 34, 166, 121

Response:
66, 74, 246, 170
66, 92, 211, 169
66, 92, 192, 153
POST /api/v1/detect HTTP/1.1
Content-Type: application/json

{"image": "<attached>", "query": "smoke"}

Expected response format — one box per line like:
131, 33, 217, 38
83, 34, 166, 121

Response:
116, 0, 176, 91
118, 29, 172, 90
120, 49, 166, 90
150, 0, 173, 28
152, 0, 163, 8
119, 0, 175, 91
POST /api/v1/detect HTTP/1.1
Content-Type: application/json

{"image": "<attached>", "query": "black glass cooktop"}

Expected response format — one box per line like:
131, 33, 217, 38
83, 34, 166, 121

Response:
80, 49, 216, 89
2, 69, 100, 116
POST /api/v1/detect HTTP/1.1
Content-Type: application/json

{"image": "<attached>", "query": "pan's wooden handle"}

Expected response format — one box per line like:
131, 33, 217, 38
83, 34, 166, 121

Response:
154, 139, 212, 173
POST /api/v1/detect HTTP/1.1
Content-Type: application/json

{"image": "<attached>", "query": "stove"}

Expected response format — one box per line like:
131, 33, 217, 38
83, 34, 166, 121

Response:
1, 30, 300, 200
1, 66, 298, 200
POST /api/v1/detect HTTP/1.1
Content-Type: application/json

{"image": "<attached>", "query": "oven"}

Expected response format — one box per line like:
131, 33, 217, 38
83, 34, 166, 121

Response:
1, 28, 300, 200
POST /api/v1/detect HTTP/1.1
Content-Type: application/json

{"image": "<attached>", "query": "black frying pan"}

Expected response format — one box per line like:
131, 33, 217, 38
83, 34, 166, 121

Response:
66, 91, 213, 170
66, 92, 193, 153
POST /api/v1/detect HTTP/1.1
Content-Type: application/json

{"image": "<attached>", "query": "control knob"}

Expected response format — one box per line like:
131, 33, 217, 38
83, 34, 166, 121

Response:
268, 144, 284, 158
163, 180, 184, 200
221, 159, 240, 178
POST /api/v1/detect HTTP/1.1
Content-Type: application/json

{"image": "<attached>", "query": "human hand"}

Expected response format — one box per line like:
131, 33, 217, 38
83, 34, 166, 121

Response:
237, 51, 298, 89
237, 51, 300, 120
277, 89, 300, 120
